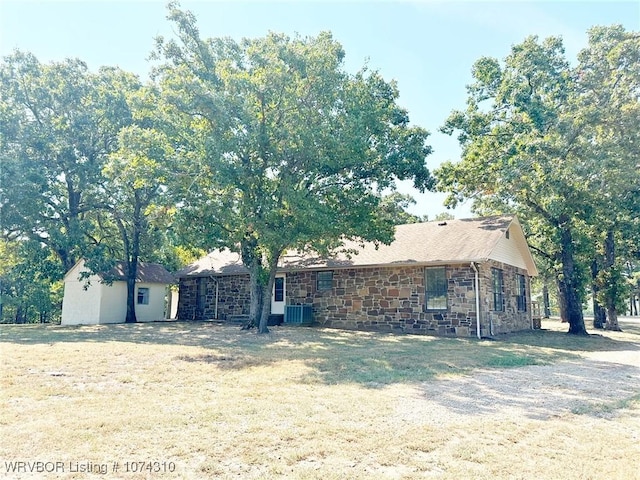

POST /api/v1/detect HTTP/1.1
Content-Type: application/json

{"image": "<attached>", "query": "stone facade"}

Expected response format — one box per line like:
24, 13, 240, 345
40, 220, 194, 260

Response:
178, 275, 251, 321
479, 260, 532, 335
177, 260, 532, 337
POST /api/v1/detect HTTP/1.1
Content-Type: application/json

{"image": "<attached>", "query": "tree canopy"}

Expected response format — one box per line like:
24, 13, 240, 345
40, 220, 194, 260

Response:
152, 3, 433, 332
437, 25, 640, 333
0, 52, 136, 271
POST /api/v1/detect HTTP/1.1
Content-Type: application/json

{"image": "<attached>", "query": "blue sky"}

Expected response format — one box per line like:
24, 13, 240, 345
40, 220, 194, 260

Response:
1, 1, 639, 219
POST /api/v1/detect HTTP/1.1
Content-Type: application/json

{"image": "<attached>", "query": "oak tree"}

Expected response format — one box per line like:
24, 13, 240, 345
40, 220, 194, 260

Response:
153, 3, 433, 332
437, 26, 639, 334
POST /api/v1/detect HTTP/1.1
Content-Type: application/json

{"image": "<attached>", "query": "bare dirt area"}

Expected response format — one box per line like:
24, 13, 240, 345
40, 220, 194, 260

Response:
1, 317, 639, 479
415, 320, 640, 421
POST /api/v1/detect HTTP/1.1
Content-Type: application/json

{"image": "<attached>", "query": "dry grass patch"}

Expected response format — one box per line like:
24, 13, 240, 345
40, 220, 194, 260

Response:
1, 318, 639, 479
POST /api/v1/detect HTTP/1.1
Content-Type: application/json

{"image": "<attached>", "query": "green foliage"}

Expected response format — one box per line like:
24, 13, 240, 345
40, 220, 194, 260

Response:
596, 265, 630, 314
433, 212, 455, 222
0, 52, 181, 322
154, 3, 434, 331
0, 52, 139, 271
378, 193, 422, 225
0, 239, 63, 323
437, 25, 639, 333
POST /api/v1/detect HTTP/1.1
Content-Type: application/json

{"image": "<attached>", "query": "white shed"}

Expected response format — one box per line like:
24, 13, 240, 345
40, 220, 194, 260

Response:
61, 260, 176, 326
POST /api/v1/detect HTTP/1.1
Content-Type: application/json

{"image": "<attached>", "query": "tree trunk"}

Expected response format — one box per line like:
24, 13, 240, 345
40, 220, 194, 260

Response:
591, 259, 606, 329
542, 283, 551, 318
258, 281, 273, 334
15, 305, 25, 324
603, 230, 621, 331
558, 228, 587, 335
242, 235, 264, 329
125, 274, 137, 323
605, 306, 620, 331
248, 267, 264, 328
593, 299, 606, 329
257, 267, 279, 334
124, 197, 142, 324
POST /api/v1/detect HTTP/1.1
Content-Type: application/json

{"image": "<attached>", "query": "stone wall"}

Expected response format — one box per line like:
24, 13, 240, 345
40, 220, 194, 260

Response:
177, 261, 532, 337
177, 274, 251, 321
478, 260, 532, 335
286, 264, 480, 336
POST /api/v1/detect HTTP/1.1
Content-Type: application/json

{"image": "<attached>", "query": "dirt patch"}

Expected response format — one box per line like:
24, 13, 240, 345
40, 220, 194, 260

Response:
395, 321, 640, 425
404, 354, 639, 423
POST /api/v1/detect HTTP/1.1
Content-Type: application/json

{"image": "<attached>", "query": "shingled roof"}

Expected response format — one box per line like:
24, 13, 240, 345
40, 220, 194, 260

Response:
100, 262, 176, 284
176, 215, 538, 278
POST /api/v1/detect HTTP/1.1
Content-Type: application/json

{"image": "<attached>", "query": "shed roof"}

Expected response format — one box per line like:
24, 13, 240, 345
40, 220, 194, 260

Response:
101, 262, 176, 284
176, 215, 538, 278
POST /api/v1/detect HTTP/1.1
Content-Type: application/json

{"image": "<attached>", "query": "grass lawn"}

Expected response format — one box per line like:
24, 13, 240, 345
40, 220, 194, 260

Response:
1, 318, 639, 479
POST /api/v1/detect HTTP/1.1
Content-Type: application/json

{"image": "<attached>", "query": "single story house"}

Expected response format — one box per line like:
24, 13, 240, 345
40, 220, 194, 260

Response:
61, 260, 176, 326
175, 215, 538, 337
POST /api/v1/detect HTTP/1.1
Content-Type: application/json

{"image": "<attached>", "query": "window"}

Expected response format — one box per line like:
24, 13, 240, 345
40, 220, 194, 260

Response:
516, 274, 527, 312
492, 268, 504, 311
137, 287, 149, 305
317, 271, 333, 291
274, 277, 284, 302
425, 267, 447, 311
197, 278, 207, 312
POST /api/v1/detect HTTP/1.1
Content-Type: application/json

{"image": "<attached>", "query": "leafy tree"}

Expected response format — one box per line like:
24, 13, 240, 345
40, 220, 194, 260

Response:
437, 26, 639, 335
378, 193, 421, 225
575, 26, 640, 330
153, 3, 433, 332
100, 125, 173, 323
0, 52, 136, 272
628, 267, 640, 316
0, 52, 179, 323
0, 239, 63, 323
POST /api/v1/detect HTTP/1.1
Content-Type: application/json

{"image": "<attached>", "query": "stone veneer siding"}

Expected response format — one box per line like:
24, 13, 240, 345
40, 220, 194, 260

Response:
177, 261, 531, 337
177, 274, 251, 321
479, 261, 532, 335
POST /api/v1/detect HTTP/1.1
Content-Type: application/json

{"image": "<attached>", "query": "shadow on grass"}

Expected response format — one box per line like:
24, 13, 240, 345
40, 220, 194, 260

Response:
175, 353, 267, 370
2, 319, 638, 390
499, 328, 640, 352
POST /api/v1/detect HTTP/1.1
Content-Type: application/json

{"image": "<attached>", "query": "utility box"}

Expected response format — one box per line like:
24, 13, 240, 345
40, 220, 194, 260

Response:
284, 305, 313, 325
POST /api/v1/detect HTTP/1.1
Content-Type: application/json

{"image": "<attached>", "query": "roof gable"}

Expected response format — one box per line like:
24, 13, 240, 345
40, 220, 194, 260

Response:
486, 216, 538, 276
177, 215, 538, 277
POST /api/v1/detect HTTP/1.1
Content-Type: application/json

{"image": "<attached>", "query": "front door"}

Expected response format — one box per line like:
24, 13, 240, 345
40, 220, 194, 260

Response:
271, 275, 285, 315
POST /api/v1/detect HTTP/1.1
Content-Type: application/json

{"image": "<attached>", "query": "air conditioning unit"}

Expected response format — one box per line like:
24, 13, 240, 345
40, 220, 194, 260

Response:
284, 305, 313, 325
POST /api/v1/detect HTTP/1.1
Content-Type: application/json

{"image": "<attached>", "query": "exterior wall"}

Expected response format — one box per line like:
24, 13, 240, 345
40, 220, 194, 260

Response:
177, 275, 251, 321
63, 276, 169, 325
98, 282, 128, 323
133, 283, 168, 322
176, 262, 532, 337
479, 260, 532, 335
61, 274, 103, 325
286, 264, 479, 336
488, 232, 529, 271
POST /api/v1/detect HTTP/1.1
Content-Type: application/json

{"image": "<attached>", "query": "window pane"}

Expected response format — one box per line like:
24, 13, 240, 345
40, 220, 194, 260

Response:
425, 267, 447, 311
274, 277, 284, 302
428, 294, 447, 310
517, 274, 527, 312
137, 287, 149, 305
317, 271, 333, 291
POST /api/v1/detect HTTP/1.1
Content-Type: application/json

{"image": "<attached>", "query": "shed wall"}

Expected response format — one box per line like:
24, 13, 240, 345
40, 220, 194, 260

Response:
61, 276, 103, 325
98, 282, 128, 323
